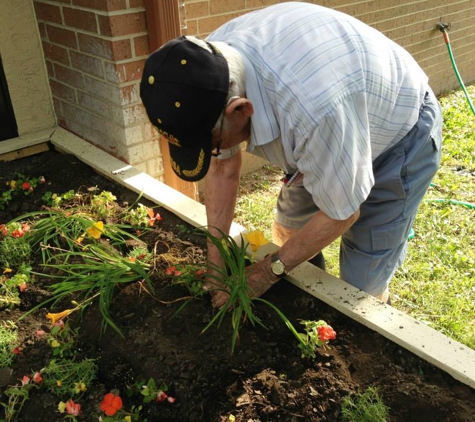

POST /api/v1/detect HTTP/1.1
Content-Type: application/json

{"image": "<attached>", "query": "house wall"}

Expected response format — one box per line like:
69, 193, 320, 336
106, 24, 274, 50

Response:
0, 0, 56, 137
11, 0, 474, 183
33, 0, 161, 177
184, 0, 475, 96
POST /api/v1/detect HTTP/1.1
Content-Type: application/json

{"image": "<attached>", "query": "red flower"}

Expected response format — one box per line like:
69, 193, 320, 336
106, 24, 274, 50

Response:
21, 223, 31, 233
11, 229, 24, 238
100, 392, 123, 416
317, 325, 337, 342
33, 371, 43, 384
156, 391, 168, 402
0, 224, 7, 236
19, 282, 27, 292
165, 266, 177, 276
65, 399, 81, 416
39, 176, 46, 184
21, 375, 30, 386
21, 182, 31, 190
12, 347, 22, 355
195, 269, 206, 278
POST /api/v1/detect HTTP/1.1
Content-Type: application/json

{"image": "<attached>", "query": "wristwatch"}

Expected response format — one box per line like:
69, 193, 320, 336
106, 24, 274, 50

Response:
270, 252, 288, 276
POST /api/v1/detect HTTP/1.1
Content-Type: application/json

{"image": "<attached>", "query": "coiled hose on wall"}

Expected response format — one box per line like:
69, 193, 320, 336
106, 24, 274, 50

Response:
437, 23, 475, 115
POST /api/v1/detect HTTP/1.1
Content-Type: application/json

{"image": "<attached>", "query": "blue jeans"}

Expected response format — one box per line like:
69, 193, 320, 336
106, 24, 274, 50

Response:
276, 88, 442, 296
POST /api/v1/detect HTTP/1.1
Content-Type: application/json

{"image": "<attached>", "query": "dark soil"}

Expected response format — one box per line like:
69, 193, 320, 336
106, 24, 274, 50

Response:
1, 148, 475, 422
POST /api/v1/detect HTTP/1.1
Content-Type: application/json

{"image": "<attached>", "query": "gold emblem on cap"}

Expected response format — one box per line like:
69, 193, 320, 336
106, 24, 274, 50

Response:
175, 102, 181, 108
171, 160, 181, 175
181, 59, 187, 65
183, 149, 205, 178
148, 76, 155, 84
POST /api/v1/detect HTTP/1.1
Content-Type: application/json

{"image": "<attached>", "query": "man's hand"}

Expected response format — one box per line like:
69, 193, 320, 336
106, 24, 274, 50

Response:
205, 254, 281, 309
203, 271, 230, 309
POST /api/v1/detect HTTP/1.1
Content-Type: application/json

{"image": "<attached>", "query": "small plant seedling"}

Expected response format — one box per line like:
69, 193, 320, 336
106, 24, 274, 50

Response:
340, 386, 390, 422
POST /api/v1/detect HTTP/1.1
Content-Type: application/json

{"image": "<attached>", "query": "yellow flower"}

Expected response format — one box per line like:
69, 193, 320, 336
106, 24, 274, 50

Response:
51, 339, 61, 348
58, 401, 66, 413
229, 415, 236, 422
87, 221, 104, 239
125, 417, 132, 422
10, 180, 16, 189
57, 380, 63, 387
3, 268, 12, 274
46, 309, 74, 324
74, 382, 87, 393
244, 230, 269, 252
75, 236, 84, 245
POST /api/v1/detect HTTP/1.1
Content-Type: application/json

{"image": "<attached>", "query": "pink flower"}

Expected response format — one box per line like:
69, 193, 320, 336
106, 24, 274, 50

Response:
33, 372, 43, 384
65, 399, 81, 416
0, 224, 7, 236
317, 325, 337, 342
39, 176, 46, 184
21, 376, 30, 386
19, 282, 27, 292
21, 223, 31, 232
167, 396, 176, 404
36, 329, 46, 336
165, 266, 177, 276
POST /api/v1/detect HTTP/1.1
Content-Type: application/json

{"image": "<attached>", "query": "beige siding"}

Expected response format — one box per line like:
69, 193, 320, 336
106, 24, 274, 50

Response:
0, 0, 56, 136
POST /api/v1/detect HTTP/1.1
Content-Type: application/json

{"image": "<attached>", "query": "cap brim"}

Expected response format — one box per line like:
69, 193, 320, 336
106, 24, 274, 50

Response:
168, 136, 212, 182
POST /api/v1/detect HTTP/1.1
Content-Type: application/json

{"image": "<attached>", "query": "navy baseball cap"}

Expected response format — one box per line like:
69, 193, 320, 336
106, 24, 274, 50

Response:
140, 36, 229, 181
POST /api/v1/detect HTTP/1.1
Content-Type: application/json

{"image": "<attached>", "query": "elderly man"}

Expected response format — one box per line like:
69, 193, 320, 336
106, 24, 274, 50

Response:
140, 2, 442, 308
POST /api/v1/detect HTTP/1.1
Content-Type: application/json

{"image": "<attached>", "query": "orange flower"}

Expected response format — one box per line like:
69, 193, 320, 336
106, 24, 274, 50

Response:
100, 392, 123, 416
46, 309, 74, 324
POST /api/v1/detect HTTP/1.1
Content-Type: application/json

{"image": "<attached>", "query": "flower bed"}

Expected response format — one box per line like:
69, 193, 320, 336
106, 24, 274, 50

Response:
1, 150, 475, 422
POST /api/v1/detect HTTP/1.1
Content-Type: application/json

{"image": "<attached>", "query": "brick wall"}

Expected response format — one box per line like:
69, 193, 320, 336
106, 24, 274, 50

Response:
183, 0, 475, 96
33, 0, 474, 182
34, 0, 161, 177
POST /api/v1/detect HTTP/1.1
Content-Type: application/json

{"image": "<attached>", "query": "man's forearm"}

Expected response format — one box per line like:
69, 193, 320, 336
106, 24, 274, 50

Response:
205, 151, 242, 258
279, 209, 360, 271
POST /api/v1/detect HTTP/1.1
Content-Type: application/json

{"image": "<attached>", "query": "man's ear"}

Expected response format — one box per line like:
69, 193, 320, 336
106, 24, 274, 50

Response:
225, 98, 254, 117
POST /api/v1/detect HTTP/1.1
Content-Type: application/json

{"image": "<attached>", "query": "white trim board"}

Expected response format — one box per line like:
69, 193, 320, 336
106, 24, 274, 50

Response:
50, 128, 475, 390
0, 128, 55, 155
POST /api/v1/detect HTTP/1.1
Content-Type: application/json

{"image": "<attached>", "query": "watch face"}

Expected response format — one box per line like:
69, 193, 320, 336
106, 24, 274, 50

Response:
271, 260, 285, 276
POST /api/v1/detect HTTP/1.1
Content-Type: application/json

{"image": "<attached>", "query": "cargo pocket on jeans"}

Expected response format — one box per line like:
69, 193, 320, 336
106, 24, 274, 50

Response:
370, 218, 411, 251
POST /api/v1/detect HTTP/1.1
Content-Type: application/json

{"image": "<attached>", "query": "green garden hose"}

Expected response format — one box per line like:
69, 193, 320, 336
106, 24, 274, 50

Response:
407, 27, 475, 240
437, 23, 475, 115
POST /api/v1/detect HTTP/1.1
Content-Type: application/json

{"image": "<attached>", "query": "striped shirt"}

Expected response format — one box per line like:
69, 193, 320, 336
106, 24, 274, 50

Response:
207, 2, 428, 220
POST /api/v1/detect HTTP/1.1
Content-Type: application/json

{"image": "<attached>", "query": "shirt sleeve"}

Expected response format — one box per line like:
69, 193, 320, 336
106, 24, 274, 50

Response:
297, 92, 375, 220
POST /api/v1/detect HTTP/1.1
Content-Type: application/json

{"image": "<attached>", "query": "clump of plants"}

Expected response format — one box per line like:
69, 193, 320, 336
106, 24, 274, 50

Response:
0, 321, 19, 369
340, 386, 390, 421
0, 189, 161, 336
0, 174, 46, 211
166, 228, 337, 356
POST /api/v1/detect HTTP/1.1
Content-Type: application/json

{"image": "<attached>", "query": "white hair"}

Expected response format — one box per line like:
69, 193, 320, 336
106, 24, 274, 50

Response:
185, 36, 246, 130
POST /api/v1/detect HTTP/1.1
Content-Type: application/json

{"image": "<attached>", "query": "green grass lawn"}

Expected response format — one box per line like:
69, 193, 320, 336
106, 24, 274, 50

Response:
234, 84, 475, 350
